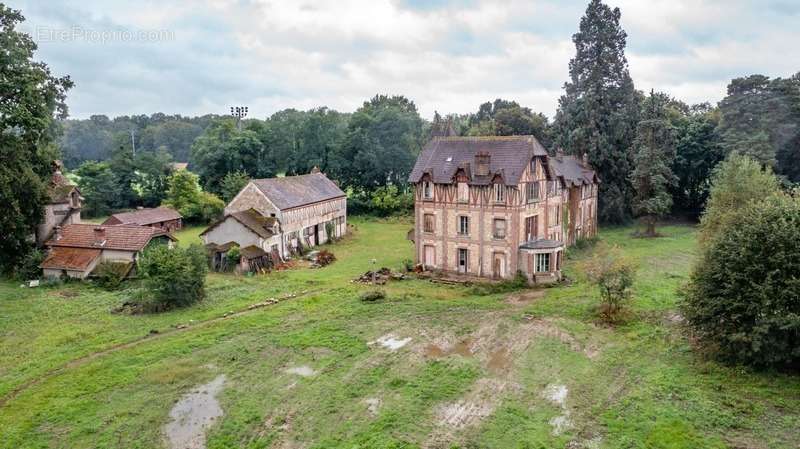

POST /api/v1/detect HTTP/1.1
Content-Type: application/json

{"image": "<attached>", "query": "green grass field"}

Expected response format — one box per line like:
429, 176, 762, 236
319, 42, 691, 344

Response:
1, 219, 798, 449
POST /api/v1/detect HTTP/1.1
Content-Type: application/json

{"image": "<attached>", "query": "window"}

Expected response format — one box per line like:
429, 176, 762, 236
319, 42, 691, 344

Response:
549, 205, 561, 226
493, 218, 506, 239
423, 213, 435, 233
525, 215, 538, 241
458, 182, 468, 202
457, 248, 468, 273
458, 216, 470, 235
423, 181, 433, 199
535, 253, 550, 273
526, 182, 540, 203
493, 183, 505, 203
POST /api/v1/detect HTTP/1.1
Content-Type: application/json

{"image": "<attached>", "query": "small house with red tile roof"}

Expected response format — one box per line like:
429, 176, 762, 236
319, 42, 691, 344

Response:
36, 161, 83, 246
40, 224, 175, 279
103, 207, 183, 232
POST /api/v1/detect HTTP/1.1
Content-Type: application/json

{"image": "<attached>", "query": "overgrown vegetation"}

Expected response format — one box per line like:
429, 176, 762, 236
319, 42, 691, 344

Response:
684, 191, 800, 367
93, 261, 130, 291
470, 271, 529, 296
582, 243, 636, 323
358, 288, 386, 302
135, 245, 208, 312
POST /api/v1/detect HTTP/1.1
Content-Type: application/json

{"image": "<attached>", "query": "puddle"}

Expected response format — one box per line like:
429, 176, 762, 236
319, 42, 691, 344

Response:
487, 347, 511, 374
549, 413, 573, 435
164, 374, 226, 449
424, 339, 473, 359
542, 383, 568, 407
365, 397, 381, 416
285, 365, 316, 377
371, 334, 412, 351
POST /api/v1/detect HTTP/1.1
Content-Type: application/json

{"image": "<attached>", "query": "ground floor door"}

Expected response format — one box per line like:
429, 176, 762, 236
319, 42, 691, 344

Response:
313, 224, 320, 246
457, 248, 468, 274
424, 245, 435, 268
492, 252, 505, 279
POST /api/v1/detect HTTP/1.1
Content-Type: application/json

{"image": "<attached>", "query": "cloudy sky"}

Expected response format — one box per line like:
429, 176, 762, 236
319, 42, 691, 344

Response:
11, 0, 800, 120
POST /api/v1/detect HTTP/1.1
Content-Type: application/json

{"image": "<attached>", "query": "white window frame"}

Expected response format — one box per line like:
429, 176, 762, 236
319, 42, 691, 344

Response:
526, 182, 540, 203
493, 218, 506, 239
423, 181, 433, 200
458, 215, 470, 236
493, 183, 505, 203
535, 253, 550, 273
457, 182, 468, 202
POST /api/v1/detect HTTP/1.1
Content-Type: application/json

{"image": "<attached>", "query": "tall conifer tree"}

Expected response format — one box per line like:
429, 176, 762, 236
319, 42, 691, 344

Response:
554, 0, 640, 223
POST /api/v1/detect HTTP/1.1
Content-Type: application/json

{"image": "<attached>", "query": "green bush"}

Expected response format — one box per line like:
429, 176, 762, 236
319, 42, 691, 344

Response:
582, 244, 636, 324
225, 245, 241, 269
137, 244, 208, 311
93, 261, 130, 290
359, 289, 386, 302
682, 194, 800, 367
14, 247, 44, 281
470, 271, 529, 296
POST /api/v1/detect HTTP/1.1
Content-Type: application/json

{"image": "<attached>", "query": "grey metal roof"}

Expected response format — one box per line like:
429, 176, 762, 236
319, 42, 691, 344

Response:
549, 155, 598, 187
519, 239, 564, 250
408, 136, 549, 186
251, 173, 345, 210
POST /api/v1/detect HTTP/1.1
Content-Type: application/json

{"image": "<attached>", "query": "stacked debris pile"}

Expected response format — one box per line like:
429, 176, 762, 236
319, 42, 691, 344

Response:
352, 267, 406, 285
308, 249, 336, 268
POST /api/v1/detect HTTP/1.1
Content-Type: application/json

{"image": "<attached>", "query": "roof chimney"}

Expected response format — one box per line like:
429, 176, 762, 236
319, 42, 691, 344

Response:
93, 226, 107, 247
475, 152, 490, 177
310, 166, 321, 174
582, 153, 589, 167
54, 226, 62, 241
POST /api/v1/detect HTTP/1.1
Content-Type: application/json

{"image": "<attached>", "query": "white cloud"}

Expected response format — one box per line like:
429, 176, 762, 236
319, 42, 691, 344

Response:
10, 0, 799, 120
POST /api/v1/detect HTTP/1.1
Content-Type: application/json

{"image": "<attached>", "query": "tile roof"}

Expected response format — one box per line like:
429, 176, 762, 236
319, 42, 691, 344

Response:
240, 245, 268, 259
408, 136, 549, 186
103, 207, 182, 226
45, 224, 162, 251
250, 173, 346, 210
40, 247, 101, 271
200, 208, 278, 240
549, 155, 599, 187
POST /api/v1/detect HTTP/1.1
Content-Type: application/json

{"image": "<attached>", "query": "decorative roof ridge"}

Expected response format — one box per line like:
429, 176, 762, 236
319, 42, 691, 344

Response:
431, 135, 536, 141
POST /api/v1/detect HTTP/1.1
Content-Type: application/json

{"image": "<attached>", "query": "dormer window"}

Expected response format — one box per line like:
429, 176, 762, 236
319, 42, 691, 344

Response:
423, 181, 433, 200
493, 183, 505, 203
457, 182, 468, 202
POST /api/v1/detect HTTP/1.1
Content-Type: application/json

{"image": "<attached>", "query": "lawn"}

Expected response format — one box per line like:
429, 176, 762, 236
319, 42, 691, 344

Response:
0, 219, 798, 449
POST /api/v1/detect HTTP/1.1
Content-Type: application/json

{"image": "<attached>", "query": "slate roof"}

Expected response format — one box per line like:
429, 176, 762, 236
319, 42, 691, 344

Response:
549, 155, 599, 187
45, 224, 167, 251
408, 136, 549, 186
519, 239, 565, 250
40, 247, 101, 271
104, 207, 182, 226
200, 208, 278, 240
250, 173, 345, 210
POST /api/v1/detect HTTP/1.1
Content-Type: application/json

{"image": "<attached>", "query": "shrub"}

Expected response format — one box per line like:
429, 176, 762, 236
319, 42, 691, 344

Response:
583, 244, 636, 323
325, 221, 336, 242
14, 247, 44, 281
400, 258, 414, 272
225, 245, 241, 269
93, 261, 130, 290
471, 271, 529, 296
360, 289, 386, 302
137, 244, 207, 311
682, 194, 800, 367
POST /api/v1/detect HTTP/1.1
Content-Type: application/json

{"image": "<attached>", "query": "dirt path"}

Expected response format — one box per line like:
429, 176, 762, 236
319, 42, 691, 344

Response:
0, 289, 317, 409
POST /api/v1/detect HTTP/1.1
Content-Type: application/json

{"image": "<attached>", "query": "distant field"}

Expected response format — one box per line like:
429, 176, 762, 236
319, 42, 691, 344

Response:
1, 219, 798, 449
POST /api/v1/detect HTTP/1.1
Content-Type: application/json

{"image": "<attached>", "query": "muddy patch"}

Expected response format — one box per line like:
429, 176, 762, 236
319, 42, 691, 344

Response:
505, 289, 546, 305
164, 374, 226, 449
285, 365, 316, 377
370, 334, 412, 351
424, 338, 474, 359
487, 347, 511, 374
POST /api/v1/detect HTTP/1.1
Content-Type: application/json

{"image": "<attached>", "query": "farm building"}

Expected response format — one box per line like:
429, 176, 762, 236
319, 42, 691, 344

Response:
102, 207, 183, 232
201, 170, 347, 266
37, 161, 83, 246
40, 224, 175, 279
